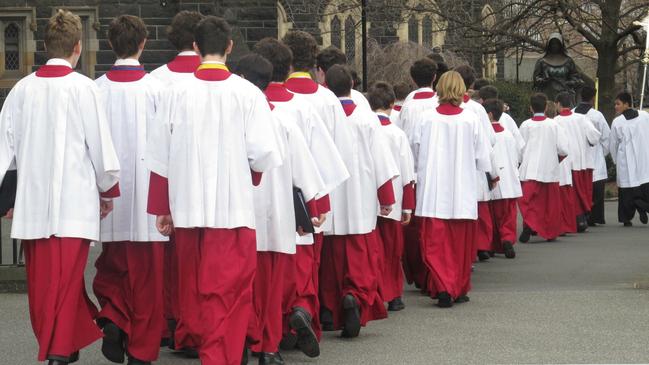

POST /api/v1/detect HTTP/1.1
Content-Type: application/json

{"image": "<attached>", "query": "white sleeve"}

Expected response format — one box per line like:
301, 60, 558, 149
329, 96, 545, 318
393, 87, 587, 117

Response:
474, 118, 492, 173
288, 125, 325, 202
557, 124, 571, 158
398, 131, 416, 185
305, 109, 349, 195
371, 125, 399, 188
245, 90, 283, 173
147, 87, 173, 177
597, 113, 611, 156
0, 89, 16, 185
608, 122, 619, 164
582, 116, 602, 146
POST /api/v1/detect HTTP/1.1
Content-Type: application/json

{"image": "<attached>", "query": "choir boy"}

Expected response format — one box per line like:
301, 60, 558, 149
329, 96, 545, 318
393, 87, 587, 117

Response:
315, 46, 372, 111
93, 15, 166, 365
478, 85, 525, 150
0, 10, 121, 365
553, 92, 601, 232
319, 65, 398, 337
390, 82, 412, 124
147, 16, 282, 365
281, 30, 354, 338
518, 94, 569, 243
367, 82, 416, 311
483, 99, 523, 258
235, 53, 326, 364
574, 86, 610, 226
410, 71, 491, 308
609, 91, 649, 226
252, 37, 348, 357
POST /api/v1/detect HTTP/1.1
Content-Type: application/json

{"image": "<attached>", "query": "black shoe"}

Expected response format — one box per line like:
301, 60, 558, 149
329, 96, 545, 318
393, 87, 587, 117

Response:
624, 221, 633, 227
47, 354, 71, 365
455, 295, 470, 303
278, 332, 297, 351
437, 292, 453, 308
259, 352, 284, 365
68, 352, 79, 364
242, 347, 248, 365
341, 294, 361, 338
387, 297, 405, 311
320, 307, 334, 332
127, 356, 151, 365
639, 210, 648, 225
503, 242, 516, 259
519, 227, 531, 243
182, 347, 199, 358
489, 251, 496, 257
577, 215, 588, 233
546, 238, 557, 242
167, 319, 177, 350
48, 360, 68, 365
289, 307, 320, 357
477, 251, 490, 262
101, 321, 125, 363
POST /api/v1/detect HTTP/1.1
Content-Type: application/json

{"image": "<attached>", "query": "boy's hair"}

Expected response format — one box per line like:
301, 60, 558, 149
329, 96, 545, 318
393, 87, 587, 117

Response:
108, 15, 148, 59
45, 9, 83, 59
454, 64, 476, 90
194, 16, 231, 57
434, 61, 449, 89
282, 30, 318, 72
545, 101, 558, 118
167, 11, 204, 51
253, 37, 293, 82
474, 78, 490, 92
581, 86, 597, 103
316, 46, 347, 73
426, 52, 445, 65
478, 85, 498, 101
410, 58, 438, 88
367, 81, 395, 111
555, 91, 574, 108
616, 91, 633, 106
530, 93, 548, 114
326, 64, 353, 98
235, 53, 273, 91
436, 71, 466, 106
483, 98, 504, 122
393, 82, 412, 101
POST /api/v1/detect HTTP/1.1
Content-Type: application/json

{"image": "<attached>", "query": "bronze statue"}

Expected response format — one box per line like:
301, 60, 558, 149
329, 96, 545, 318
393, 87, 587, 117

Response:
533, 33, 584, 101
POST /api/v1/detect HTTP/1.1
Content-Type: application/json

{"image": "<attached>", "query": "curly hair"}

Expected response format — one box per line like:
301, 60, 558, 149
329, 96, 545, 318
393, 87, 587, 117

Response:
281, 30, 317, 72
167, 11, 204, 51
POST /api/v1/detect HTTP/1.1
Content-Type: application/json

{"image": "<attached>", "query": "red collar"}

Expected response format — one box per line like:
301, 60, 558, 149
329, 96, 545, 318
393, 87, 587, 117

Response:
340, 99, 357, 117
463, 94, 471, 103
559, 109, 572, 116
437, 103, 463, 115
268, 101, 275, 111
35, 65, 74, 78
265, 83, 294, 102
167, 54, 201, 73
377, 114, 391, 126
106, 65, 146, 82
285, 77, 319, 94
531, 116, 547, 121
194, 69, 231, 81
492, 122, 504, 132
413, 91, 435, 100
393, 105, 402, 112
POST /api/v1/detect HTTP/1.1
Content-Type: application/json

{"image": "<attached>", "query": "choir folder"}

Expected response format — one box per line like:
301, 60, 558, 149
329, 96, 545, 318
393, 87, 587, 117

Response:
293, 187, 315, 233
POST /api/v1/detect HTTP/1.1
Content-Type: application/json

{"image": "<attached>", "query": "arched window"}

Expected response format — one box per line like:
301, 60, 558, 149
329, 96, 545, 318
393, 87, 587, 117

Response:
422, 16, 433, 48
408, 16, 419, 44
331, 16, 342, 49
277, 1, 293, 39
344, 16, 355, 62
4, 23, 19, 71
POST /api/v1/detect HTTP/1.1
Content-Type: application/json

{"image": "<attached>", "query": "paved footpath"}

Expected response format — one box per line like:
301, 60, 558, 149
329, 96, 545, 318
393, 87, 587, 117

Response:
2, 202, 649, 364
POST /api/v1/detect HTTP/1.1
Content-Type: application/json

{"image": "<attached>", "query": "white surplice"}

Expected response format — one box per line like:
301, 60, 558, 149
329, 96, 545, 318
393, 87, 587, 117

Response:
0, 58, 120, 241
254, 105, 326, 254
413, 107, 492, 220
490, 125, 523, 200
576, 107, 610, 182
500, 112, 525, 151
394, 87, 438, 153
351, 88, 372, 112
609, 110, 649, 188
95, 59, 168, 243
518, 116, 569, 183
147, 66, 282, 229
150, 51, 199, 86
376, 113, 416, 221
461, 98, 497, 202
326, 101, 399, 235
554, 112, 601, 171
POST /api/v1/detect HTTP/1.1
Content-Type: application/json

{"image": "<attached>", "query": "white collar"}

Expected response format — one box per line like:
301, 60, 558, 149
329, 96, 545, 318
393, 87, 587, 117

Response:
46, 58, 72, 68
178, 51, 198, 56
338, 97, 353, 102
202, 61, 226, 65
415, 87, 434, 93
114, 58, 140, 66
376, 112, 390, 118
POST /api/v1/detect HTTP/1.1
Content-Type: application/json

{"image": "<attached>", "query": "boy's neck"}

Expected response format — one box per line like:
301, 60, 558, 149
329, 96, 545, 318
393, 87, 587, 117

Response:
202, 54, 227, 64
376, 108, 391, 116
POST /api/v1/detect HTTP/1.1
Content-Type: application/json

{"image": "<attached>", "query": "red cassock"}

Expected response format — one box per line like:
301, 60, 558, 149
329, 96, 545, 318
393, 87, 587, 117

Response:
489, 199, 518, 252
377, 217, 404, 302
23, 237, 103, 362
93, 242, 165, 362
518, 181, 562, 240
571, 169, 594, 215
419, 218, 476, 299
476, 201, 494, 251
402, 217, 428, 289
162, 235, 178, 340
560, 185, 578, 234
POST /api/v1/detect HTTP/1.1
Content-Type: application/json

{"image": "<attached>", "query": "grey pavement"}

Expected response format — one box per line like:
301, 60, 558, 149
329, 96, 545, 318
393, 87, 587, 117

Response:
2, 201, 649, 364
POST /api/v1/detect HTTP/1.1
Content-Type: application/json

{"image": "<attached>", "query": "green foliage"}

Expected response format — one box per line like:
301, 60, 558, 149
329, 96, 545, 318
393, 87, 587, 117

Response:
492, 81, 534, 124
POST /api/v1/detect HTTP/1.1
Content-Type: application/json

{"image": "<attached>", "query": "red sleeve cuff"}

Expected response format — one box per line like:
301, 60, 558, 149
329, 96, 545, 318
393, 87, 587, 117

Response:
251, 170, 263, 186
377, 180, 396, 206
316, 195, 331, 214
402, 183, 415, 210
306, 199, 318, 218
147, 172, 171, 215
100, 183, 120, 198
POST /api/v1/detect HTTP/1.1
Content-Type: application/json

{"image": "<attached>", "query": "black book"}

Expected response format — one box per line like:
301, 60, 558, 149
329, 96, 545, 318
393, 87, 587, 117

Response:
0, 170, 16, 217
293, 187, 315, 234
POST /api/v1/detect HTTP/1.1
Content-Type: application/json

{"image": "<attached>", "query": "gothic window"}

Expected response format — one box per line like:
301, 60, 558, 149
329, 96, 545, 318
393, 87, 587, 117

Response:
4, 23, 19, 71
408, 16, 419, 44
422, 16, 433, 48
331, 16, 342, 50
344, 16, 355, 63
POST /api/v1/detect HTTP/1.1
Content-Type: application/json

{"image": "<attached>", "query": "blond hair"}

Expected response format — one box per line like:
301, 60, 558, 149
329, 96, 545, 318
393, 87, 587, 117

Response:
436, 71, 466, 106
45, 9, 82, 59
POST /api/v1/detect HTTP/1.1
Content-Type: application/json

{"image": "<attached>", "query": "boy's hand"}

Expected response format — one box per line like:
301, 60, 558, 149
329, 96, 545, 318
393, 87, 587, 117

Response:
156, 215, 174, 236
401, 212, 412, 225
297, 226, 308, 236
380, 205, 392, 216
312, 213, 327, 228
100, 200, 113, 219
3, 208, 13, 219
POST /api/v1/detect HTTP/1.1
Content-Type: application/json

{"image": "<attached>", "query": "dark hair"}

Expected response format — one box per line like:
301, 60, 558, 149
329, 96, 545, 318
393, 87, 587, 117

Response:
235, 53, 273, 91
367, 81, 395, 111
454, 64, 476, 90
474, 78, 490, 92
483, 98, 504, 122
326, 64, 353, 98
530, 93, 548, 114
616, 91, 633, 106
410, 58, 438, 88
393, 82, 412, 101
478, 85, 498, 101
167, 11, 204, 51
45, 9, 82, 59
555, 91, 574, 108
282, 30, 317, 72
253, 37, 293, 82
581, 86, 596, 102
350, 68, 362, 90
434, 61, 449, 89
316, 46, 347, 73
426, 52, 445, 65
194, 16, 231, 57
108, 15, 148, 59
